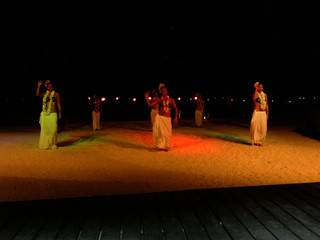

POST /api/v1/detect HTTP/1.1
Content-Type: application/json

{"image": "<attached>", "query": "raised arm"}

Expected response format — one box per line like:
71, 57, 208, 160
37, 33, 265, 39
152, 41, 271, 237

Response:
36, 81, 45, 97
171, 98, 178, 125
145, 92, 160, 107
56, 92, 62, 120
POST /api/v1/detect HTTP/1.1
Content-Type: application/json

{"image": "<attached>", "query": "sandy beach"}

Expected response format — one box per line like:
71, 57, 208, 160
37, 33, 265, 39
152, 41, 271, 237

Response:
0, 119, 319, 202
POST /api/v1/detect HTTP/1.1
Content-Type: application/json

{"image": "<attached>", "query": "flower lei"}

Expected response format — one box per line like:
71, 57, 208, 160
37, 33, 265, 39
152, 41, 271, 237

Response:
161, 95, 170, 113
42, 90, 55, 115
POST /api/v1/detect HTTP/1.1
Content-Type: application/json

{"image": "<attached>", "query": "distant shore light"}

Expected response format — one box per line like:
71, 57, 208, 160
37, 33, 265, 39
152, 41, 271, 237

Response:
133, 98, 137, 102
116, 97, 119, 100
88, 97, 91, 100
178, 97, 181, 101
101, 97, 106, 102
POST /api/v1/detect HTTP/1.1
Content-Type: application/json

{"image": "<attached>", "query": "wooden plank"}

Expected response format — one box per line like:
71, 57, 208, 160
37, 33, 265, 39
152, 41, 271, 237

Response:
54, 199, 86, 240
245, 187, 320, 240
201, 189, 255, 240
271, 185, 320, 225
0, 202, 15, 231
0, 202, 29, 240
120, 194, 142, 240
187, 191, 232, 240
141, 194, 165, 240
297, 184, 320, 199
100, 195, 122, 240
216, 188, 277, 240
34, 214, 65, 240
173, 191, 210, 240
286, 185, 320, 211
231, 188, 300, 240
77, 198, 104, 240
258, 186, 320, 237
157, 192, 188, 240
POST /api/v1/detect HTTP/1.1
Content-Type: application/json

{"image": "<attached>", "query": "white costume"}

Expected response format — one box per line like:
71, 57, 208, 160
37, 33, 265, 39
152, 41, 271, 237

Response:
150, 108, 159, 126
92, 110, 101, 131
153, 114, 172, 150
250, 91, 267, 145
39, 91, 58, 149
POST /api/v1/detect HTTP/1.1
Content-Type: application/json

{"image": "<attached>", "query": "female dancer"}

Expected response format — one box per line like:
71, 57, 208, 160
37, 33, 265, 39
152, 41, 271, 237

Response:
36, 80, 62, 149
250, 82, 269, 146
145, 90, 160, 126
195, 93, 204, 127
145, 84, 178, 151
89, 94, 102, 132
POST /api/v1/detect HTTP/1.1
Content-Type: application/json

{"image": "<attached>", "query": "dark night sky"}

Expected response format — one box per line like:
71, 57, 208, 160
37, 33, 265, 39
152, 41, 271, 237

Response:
2, 1, 319, 99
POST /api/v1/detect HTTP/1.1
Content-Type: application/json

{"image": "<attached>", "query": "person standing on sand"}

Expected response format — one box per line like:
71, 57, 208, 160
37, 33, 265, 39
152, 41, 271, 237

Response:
89, 94, 102, 132
145, 90, 160, 126
145, 84, 178, 151
250, 82, 269, 146
195, 93, 205, 127
36, 80, 62, 150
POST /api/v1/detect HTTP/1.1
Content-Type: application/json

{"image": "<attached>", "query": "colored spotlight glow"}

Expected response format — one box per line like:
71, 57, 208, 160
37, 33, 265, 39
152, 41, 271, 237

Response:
133, 98, 137, 102
88, 97, 91, 100
194, 97, 198, 100
178, 97, 181, 101
101, 97, 106, 102
116, 97, 119, 100
148, 97, 152, 100
204, 116, 206, 120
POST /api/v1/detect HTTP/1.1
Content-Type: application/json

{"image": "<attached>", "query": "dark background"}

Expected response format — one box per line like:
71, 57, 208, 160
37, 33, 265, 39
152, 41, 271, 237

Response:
1, 1, 319, 124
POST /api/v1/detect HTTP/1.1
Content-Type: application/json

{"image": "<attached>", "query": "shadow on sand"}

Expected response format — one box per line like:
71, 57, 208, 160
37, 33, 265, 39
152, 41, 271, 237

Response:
58, 135, 100, 147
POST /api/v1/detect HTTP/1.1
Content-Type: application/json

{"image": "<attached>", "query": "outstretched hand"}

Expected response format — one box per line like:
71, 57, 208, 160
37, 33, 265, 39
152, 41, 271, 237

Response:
37, 81, 42, 86
144, 91, 150, 99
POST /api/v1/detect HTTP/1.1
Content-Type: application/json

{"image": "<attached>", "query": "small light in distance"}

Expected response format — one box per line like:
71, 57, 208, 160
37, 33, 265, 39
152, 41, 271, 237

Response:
116, 97, 119, 100
101, 97, 106, 102
177, 97, 181, 101
133, 98, 137, 102
148, 97, 152, 100
204, 116, 206, 120
88, 97, 91, 100
194, 96, 198, 101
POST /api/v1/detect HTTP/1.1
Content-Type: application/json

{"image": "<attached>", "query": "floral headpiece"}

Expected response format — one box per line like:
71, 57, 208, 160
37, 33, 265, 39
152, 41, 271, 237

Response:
254, 82, 259, 88
45, 80, 51, 87
159, 83, 165, 92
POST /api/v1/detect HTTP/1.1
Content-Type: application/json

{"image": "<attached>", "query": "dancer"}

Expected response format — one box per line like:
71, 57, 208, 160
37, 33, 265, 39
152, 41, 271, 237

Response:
145, 90, 160, 126
250, 82, 269, 146
145, 84, 178, 151
89, 94, 102, 132
36, 80, 62, 149
195, 93, 204, 127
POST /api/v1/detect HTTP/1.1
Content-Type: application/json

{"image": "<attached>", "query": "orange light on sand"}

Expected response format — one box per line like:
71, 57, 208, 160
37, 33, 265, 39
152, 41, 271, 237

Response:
116, 97, 119, 100
101, 97, 106, 102
133, 98, 137, 102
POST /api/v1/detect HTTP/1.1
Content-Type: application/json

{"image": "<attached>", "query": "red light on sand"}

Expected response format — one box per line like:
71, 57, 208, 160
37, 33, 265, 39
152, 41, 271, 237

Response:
101, 97, 106, 102
116, 97, 119, 100
133, 98, 137, 102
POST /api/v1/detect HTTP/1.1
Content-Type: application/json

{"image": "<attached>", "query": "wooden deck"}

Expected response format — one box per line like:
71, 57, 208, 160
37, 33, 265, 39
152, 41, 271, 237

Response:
0, 183, 319, 240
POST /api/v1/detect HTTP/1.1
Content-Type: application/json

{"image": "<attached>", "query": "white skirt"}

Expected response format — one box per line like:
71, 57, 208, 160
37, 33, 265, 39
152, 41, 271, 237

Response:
152, 114, 172, 149
92, 110, 101, 131
195, 109, 203, 126
150, 108, 159, 126
250, 111, 267, 145
39, 112, 58, 149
